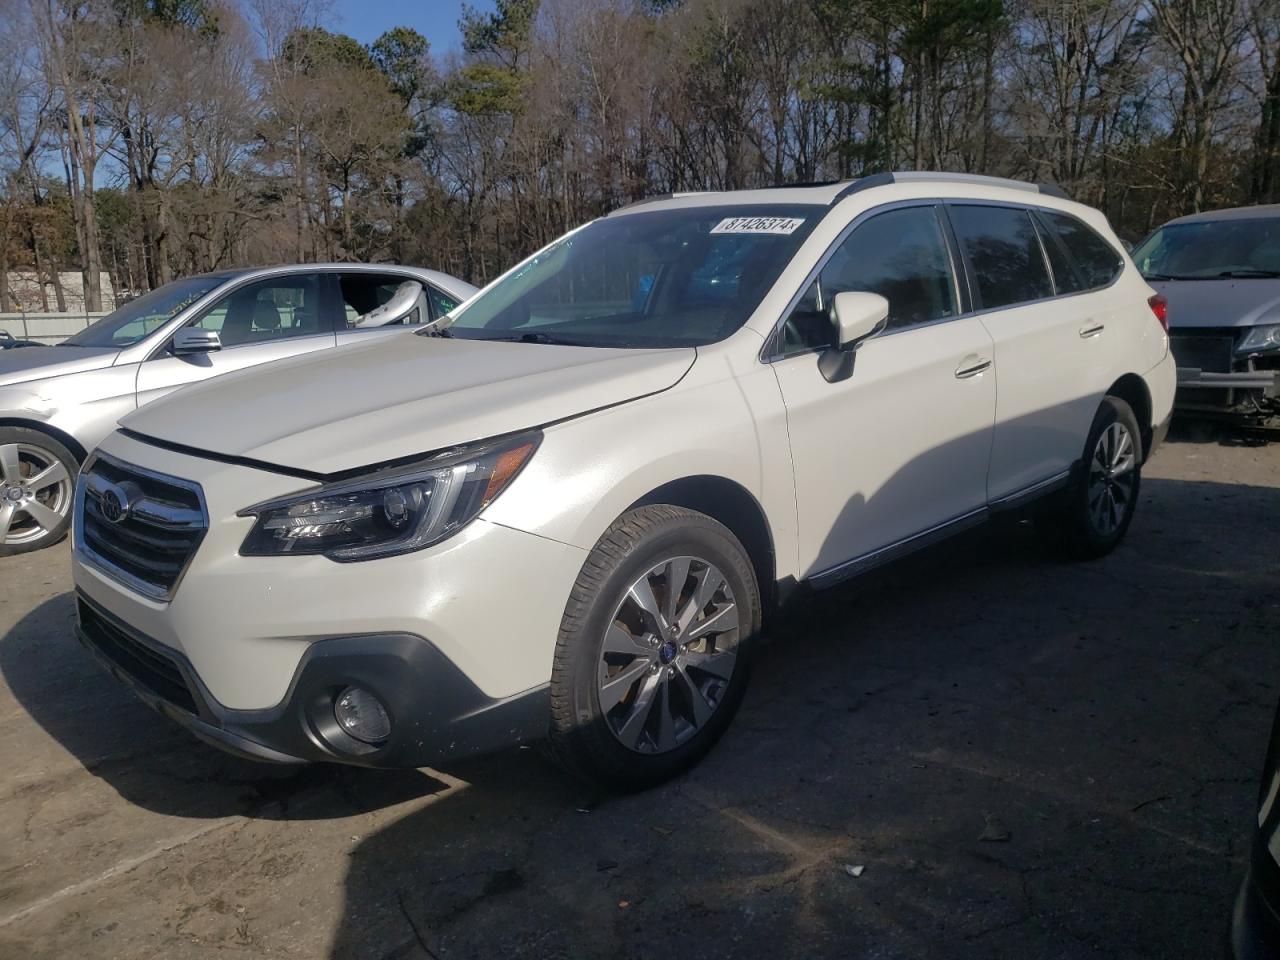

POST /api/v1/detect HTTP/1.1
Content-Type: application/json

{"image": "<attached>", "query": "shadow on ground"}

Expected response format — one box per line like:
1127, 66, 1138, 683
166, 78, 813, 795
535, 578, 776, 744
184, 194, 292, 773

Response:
322, 474, 1279, 959
0, 592, 446, 820
3, 471, 1278, 957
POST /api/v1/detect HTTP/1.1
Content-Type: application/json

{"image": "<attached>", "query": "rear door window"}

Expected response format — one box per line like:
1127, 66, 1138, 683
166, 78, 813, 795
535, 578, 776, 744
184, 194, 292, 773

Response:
1039, 211, 1124, 289
949, 205, 1054, 309
338, 273, 424, 326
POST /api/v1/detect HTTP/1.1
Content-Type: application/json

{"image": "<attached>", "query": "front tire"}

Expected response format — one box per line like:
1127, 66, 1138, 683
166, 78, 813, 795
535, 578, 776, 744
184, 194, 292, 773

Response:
0, 427, 78, 557
547, 505, 760, 791
1039, 396, 1143, 559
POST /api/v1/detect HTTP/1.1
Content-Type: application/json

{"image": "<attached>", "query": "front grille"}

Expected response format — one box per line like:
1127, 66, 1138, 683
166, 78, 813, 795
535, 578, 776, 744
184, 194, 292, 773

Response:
76, 453, 208, 601
1170, 329, 1236, 373
78, 598, 198, 715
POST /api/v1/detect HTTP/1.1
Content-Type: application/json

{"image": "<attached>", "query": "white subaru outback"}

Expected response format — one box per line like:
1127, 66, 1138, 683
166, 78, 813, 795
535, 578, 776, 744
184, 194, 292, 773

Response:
71, 173, 1175, 789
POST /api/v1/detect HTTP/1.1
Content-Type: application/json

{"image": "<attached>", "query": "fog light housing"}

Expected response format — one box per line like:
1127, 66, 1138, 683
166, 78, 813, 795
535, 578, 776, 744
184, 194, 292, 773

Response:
334, 686, 392, 744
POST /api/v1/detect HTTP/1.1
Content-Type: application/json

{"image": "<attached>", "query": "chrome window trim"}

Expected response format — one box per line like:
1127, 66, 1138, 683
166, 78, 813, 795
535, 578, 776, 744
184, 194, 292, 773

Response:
761, 197, 1127, 364
74, 450, 210, 603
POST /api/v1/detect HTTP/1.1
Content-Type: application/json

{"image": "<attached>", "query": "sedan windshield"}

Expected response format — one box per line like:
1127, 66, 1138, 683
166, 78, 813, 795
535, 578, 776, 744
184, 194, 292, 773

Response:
445, 205, 822, 348
1133, 217, 1280, 280
62, 276, 227, 348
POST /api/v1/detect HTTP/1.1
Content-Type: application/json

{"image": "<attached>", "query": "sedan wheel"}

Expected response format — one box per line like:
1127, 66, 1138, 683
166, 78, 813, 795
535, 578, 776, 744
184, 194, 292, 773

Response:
0, 428, 79, 556
0, 443, 73, 546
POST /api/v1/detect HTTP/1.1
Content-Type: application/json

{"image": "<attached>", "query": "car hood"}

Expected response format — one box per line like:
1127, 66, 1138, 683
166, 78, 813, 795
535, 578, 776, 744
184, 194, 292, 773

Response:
0, 345, 120, 386
1151, 278, 1280, 329
121, 333, 697, 475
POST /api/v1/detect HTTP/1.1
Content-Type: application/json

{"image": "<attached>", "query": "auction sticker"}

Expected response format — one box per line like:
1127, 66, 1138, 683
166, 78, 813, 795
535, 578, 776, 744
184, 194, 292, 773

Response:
710, 216, 805, 235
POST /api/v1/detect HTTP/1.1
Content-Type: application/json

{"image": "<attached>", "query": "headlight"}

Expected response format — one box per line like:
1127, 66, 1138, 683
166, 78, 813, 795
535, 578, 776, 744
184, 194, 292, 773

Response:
238, 432, 539, 560
1237, 324, 1280, 354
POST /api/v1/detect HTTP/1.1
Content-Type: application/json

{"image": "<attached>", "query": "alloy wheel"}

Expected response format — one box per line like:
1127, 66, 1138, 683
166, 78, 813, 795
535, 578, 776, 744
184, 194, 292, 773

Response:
1087, 422, 1136, 537
0, 443, 73, 546
597, 555, 740, 754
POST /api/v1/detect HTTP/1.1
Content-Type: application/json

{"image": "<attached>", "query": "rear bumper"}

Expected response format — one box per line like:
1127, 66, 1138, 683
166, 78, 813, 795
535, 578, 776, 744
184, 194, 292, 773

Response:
1150, 410, 1171, 457
76, 592, 550, 767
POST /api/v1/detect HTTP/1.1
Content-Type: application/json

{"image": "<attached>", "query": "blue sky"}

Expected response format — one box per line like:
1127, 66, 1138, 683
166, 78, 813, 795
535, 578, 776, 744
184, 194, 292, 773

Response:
330, 0, 495, 53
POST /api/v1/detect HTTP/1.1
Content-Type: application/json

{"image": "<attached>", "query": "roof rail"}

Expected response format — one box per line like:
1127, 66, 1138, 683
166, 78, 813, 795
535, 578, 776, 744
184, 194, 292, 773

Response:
609, 193, 673, 214
608, 190, 718, 216
832, 171, 1072, 203
831, 172, 895, 203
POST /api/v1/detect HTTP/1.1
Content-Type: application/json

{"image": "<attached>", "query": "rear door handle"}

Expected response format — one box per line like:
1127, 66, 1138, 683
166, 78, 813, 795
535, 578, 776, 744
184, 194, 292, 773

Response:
955, 356, 992, 379
1079, 322, 1105, 338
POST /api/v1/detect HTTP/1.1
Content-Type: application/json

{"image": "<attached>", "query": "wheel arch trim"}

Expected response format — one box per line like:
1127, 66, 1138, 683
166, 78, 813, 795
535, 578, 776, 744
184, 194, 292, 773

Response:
0, 416, 88, 464
627, 475, 779, 609
1104, 373, 1153, 461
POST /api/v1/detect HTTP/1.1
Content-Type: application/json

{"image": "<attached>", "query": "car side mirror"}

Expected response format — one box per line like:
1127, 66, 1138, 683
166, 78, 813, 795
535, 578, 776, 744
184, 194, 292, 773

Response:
830, 291, 889, 350
353, 281, 429, 328
818, 291, 888, 383
172, 328, 222, 355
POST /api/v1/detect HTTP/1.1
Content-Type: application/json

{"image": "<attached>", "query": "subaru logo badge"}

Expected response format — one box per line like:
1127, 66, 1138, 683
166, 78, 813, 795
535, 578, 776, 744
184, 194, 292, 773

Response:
99, 483, 131, 524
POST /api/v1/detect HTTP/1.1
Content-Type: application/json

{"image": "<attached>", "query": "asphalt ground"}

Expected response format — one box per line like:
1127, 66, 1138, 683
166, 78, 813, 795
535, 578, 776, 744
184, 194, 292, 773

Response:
1, 430, 1277, 959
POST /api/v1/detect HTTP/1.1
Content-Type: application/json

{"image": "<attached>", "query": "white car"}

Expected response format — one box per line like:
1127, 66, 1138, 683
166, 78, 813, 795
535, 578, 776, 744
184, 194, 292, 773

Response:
70, 173, 1175, 789
0, 264, 476, 556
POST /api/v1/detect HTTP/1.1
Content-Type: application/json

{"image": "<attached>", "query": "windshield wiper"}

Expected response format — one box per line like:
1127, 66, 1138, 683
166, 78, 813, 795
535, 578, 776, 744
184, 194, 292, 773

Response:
1142, 272, 1215, 281
1218, 269, 1280, 279
484, 331, 595, 347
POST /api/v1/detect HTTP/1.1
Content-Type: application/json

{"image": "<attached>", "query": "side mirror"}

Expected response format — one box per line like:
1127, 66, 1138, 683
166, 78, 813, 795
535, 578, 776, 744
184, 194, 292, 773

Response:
353, 281, 428, 328
172, 327, 222, 355
830, 291, 889, 351
818, 291, 889, 383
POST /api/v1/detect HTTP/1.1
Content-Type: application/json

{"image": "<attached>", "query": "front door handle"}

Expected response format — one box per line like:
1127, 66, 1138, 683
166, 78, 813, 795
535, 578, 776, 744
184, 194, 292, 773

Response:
955, 356, 992, 379
1079, 322, 1105, 338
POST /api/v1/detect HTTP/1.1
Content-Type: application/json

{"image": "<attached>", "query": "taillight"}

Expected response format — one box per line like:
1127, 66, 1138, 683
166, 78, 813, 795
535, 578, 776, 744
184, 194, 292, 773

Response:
1148, 293, 1168, 332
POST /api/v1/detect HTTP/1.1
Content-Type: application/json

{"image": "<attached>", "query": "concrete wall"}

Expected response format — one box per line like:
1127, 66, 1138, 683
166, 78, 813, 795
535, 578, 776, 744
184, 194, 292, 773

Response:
0, 312, 107, 344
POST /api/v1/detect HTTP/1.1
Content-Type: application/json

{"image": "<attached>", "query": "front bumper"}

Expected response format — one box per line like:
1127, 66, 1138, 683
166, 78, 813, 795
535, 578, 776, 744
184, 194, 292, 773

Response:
1177, 367, 1280, 394
70, 430, 588, 767
76, 591, 550, 767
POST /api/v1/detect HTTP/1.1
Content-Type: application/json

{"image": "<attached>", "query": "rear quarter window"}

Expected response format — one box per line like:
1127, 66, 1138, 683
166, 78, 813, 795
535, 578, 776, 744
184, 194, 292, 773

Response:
1040, 211, 1124, 289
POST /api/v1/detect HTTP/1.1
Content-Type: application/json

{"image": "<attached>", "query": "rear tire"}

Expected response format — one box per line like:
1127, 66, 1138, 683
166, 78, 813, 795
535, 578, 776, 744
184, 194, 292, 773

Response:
546, 505, 760, 791
0, 428, 78, 557
1038, 396, 1143, 559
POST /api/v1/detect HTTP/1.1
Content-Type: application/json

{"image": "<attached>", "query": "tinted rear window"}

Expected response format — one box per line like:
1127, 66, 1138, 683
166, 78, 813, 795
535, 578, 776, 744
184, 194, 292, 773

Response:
1040, 211, 1123, 289
950, 205, 1053, 309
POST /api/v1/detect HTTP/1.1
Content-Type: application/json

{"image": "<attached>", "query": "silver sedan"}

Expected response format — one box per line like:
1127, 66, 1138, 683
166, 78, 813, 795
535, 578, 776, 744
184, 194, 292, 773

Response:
0, 263, 476, 555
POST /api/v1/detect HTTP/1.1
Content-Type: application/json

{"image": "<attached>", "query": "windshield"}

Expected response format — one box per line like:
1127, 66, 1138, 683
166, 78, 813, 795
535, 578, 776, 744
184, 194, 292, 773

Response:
1133, 217, 1280, 280
62, 276, 227, 347
445, 205, 822, 348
